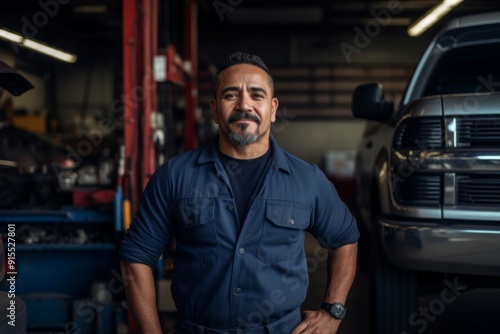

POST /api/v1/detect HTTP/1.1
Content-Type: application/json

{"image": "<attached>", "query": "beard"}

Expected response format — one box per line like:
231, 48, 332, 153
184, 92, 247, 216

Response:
226, 112, 261, 146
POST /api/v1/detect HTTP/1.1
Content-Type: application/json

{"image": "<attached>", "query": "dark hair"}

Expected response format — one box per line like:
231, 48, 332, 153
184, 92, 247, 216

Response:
212, 52, 274, 97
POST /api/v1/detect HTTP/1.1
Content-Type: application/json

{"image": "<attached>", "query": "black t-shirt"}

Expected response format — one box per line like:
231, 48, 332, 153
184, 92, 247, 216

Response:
219, 148, 272, 226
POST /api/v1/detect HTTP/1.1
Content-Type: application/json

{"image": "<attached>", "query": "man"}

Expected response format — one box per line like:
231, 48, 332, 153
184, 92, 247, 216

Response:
120, 52, 359, 334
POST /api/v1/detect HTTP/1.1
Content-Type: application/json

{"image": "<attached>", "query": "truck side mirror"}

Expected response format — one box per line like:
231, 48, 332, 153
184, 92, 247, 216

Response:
352, 83, 394, 122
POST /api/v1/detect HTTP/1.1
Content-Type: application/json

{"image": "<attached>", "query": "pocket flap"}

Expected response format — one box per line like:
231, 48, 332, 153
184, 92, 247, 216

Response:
176, 198, 214, 228
266, 200, 311, 229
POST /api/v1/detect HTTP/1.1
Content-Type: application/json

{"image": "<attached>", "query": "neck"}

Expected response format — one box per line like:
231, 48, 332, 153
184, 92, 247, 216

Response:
218, 135, 270, 159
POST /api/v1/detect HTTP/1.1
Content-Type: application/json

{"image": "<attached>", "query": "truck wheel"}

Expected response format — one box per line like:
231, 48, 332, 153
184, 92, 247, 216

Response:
370, 224, 418, 334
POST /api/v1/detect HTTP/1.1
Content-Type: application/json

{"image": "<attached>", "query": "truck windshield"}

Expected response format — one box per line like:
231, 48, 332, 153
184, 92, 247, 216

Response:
422, 42, 500, 97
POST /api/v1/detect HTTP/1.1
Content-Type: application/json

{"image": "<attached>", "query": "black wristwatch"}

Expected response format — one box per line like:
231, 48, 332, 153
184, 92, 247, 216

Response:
321, 302, 347, 320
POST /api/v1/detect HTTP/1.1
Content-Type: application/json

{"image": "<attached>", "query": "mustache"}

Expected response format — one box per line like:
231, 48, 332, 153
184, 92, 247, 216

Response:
228, 112, 261, 125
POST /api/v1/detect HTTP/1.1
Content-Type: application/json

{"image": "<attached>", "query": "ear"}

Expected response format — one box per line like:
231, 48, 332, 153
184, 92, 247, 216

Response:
271, 97, 279, 123
209, 99, 219, 124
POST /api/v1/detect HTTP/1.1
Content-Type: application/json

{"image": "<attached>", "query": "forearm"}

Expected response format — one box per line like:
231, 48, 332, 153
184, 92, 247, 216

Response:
291, 242, 358, 334
324, 242, 358, 304
120, 260, 163, 334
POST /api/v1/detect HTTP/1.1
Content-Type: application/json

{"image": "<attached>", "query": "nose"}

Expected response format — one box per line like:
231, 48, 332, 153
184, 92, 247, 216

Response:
236, 91, 252, 112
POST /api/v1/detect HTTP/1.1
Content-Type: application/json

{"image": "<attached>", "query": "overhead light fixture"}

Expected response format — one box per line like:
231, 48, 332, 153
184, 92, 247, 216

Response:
73, 5, 107, 14
227, 8, 323, 24
0, 28, 23, 43
22, 38, 77, 63
408, 0, 464, 37
363, 18, 412, 26
0, 27, 77, 63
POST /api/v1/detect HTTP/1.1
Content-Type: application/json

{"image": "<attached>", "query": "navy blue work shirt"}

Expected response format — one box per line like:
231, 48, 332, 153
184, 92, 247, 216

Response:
119, 135, 359, 330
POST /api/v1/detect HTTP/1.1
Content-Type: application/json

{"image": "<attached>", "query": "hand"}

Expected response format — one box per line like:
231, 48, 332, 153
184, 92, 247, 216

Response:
290, 309, 341, 334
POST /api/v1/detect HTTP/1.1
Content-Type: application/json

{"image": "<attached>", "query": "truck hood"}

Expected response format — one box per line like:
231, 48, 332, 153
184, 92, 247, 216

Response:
399, 92, 500, 119
442, 92, 500, 116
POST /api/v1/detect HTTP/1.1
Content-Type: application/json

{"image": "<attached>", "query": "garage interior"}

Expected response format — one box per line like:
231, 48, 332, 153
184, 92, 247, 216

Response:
1, 1, 500, 333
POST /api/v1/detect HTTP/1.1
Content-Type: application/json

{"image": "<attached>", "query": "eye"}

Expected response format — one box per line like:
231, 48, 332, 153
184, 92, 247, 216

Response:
223, 93, 238, 99
252, 93, 264, 99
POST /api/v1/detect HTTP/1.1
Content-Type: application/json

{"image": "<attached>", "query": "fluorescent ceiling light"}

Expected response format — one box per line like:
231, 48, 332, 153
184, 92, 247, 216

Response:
227, 8, 323, 24
363, 18, 412, 26
477, 155, 500, 160
0, 28, 23, 43
22, 38, 77, 63
408, 0, 464, 37
73, 5, 107, 14
0, 27, 77, 63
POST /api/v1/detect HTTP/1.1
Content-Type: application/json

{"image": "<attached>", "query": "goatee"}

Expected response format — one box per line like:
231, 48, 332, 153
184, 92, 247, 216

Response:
227, 112, 261, 146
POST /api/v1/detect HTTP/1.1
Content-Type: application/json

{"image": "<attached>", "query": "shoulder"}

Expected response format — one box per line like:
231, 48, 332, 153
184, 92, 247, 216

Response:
170, 144, 208, 167
151, 145, 206, 181
278, 147, 323, 176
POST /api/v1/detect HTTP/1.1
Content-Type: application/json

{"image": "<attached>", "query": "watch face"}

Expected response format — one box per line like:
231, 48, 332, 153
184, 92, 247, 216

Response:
332, 303, 347, 319
321, 302, 347, 319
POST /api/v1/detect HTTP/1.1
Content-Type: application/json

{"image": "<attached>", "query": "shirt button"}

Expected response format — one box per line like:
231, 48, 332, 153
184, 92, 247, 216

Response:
238, 248, 245, 254
235, 288, 242, 294
227, 204, 234, 211
289, 218, 295, 225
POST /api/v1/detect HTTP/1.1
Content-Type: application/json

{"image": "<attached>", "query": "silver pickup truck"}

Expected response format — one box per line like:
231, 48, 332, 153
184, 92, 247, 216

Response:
352, 11, 500, 334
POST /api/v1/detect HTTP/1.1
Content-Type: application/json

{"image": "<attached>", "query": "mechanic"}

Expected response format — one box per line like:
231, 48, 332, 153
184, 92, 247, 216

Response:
119, 52, 359, 334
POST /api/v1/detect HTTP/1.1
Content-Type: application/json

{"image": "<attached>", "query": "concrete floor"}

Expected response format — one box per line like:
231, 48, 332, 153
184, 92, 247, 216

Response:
303, 233, 500, 334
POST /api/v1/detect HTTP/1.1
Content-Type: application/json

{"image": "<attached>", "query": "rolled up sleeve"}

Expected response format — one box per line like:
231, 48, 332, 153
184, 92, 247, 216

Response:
119, 164, 173, 267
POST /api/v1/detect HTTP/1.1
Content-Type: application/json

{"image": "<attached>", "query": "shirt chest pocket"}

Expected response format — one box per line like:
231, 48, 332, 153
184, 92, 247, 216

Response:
257, 200, 311, 264
175, 198, 219, 263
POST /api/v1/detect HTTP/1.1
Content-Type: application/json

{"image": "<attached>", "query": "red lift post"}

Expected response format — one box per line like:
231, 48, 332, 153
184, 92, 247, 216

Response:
122, 0, 199, 226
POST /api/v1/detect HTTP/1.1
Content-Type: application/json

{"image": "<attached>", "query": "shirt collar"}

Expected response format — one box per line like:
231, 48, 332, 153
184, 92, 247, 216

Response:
197, 134, 291, 174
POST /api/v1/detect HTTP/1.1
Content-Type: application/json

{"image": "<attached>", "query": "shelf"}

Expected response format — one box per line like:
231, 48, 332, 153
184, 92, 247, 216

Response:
17, 243, 117, 251
0, 206, 113, 224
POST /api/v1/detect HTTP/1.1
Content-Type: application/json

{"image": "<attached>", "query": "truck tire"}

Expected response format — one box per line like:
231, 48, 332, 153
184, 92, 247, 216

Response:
370, 223, 418, 334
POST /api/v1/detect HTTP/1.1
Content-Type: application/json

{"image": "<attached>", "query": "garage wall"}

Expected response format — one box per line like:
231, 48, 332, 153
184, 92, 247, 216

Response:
12, 71, 47, 114
0, 50, 14, 69
272, 119, 365, 167
54, 59, 118, 135
199, 28, 433, 65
